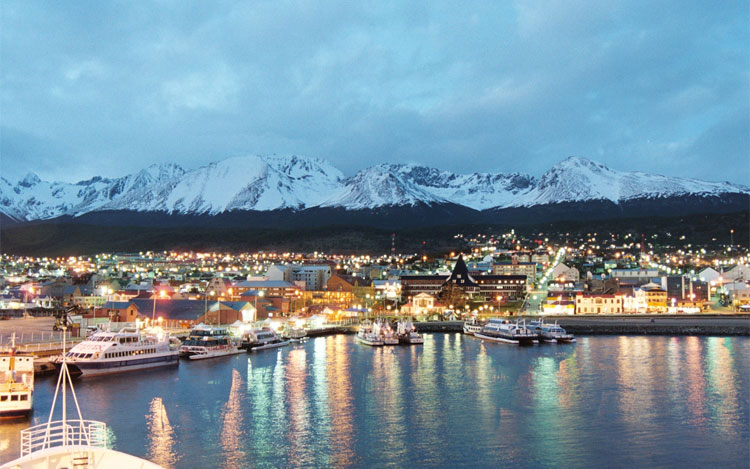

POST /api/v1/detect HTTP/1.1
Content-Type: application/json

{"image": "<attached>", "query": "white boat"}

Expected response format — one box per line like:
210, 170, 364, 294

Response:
356, 324, 384, 346
0, 334, 34, 419
180, 324, 241, 360
462, 318, 484, 335
528, 320, 576, 343
397, 319, 424, 345
242, 328, 290, 352
53, 327, 179, 376
0, 337, 164, 469
281, 327, 308, 342
475, 318, 538, 345
374, 320, 400, 345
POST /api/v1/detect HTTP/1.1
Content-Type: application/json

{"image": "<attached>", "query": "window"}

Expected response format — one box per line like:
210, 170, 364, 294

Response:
0, 395, 7, 402
20, 394, 28, 401
11, 395, 19, 401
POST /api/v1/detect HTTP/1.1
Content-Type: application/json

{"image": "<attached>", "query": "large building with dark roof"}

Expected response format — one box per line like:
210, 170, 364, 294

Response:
400, 256, 527, 303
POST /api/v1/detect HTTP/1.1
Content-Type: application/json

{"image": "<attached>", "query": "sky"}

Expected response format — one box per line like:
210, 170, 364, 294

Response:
1, 0, 748, 184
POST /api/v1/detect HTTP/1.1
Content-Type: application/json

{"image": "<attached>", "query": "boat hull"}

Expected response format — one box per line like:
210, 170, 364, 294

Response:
188, 348, 241, 360
475, 332, 537, 345
62, 353, 179, 377
247, 341, 290, 352
356, 336, 383, 346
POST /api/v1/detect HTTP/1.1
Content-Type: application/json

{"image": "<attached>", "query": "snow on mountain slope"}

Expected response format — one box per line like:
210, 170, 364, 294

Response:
388, 165, 536, 210
510, 156, 748, 207
321, 164, 445, 209
1, 155, 746, 221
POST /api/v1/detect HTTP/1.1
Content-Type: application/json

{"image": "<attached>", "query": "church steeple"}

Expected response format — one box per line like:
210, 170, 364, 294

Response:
443, 255, 476, 287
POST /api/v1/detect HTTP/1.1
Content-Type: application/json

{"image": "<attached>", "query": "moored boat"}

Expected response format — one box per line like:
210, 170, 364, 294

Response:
462, 317, 484, 335
475, 318, 538, 345
0, 334, 34, 419
397, 319, 424, 345
528, 319, 576, 343
375, 320, 400, 345
180, 324, 241, 360
242, 328, 290, 352
52, 327, 179, 376
281, 327, 308, 343
356, 323, 384, 346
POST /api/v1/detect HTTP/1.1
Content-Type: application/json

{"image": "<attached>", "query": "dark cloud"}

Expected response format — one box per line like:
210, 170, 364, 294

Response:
1, 0, 747, 184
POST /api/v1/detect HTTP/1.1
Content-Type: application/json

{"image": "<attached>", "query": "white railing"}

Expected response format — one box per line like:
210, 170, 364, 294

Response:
20, 419, 107, 456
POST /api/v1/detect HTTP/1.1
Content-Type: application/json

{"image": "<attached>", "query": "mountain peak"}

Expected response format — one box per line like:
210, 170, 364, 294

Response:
18, 172, 41, 188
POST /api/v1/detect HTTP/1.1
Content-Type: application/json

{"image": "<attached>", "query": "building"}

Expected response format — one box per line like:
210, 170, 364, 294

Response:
637, 283, 668, 312
575, 293, 624, 314
492, 257, 537, 280
400, 293, 446, 317
551, 263, 579, 283
267, 264, 332, 291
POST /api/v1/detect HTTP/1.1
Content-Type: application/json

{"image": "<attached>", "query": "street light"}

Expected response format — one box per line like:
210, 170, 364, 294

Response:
153, 289, 167, 323
255, 290, 265, 321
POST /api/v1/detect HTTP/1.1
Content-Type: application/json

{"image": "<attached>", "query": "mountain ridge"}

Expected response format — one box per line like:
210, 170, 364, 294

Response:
1, 155, 747, 222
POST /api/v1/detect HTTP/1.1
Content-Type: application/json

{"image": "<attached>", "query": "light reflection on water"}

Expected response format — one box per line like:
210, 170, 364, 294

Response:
0, 335, 747, 468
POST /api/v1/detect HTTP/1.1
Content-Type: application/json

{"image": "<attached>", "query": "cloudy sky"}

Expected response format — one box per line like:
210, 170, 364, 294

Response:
1, 1, 748, 184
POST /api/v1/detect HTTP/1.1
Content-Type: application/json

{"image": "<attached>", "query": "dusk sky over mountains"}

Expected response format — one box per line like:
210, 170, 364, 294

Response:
1, 1, 748, 185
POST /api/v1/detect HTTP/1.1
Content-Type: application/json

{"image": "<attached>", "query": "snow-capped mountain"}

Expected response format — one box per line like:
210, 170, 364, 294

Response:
1, 155, 746, 222
510, 156, 746, 207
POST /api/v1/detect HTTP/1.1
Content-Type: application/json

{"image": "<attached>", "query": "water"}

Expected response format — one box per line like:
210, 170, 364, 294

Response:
1, 334, 748, 468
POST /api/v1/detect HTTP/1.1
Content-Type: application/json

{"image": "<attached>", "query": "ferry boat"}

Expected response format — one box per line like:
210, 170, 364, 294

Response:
462, 317, 484, 335
356, 323, 384, 346
475, 318, 538, 345
397, 319, 424, 345
0, 338, 164, 469
179, 324, 241, 360
53, 328, 179, 376
528, 320, 576, 343
375, 320, 400, 345
0, 334, 34, 419
242, 328, 290, 352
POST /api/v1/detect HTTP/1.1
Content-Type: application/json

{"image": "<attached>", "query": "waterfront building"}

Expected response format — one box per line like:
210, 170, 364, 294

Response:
400, 293, 445, 317
575, 293, 624, 314
637, 283, 668, 312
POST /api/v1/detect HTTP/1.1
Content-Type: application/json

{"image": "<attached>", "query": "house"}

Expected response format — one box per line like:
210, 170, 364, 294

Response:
551, 263, 579, 283
492, 257, 537, 280
267, 264, 332, 291
400, 293, 445, 317
575, 293, 624, 314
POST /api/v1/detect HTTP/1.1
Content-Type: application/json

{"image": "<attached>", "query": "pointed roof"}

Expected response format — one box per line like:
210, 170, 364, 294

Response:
443, 255, 477, 287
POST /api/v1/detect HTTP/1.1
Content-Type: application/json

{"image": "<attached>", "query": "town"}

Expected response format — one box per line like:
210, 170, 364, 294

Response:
1, 226, 747, 337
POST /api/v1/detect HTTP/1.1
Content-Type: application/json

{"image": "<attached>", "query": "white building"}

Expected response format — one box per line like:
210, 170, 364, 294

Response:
267, 264, 332, 291
551, 263, 579, 283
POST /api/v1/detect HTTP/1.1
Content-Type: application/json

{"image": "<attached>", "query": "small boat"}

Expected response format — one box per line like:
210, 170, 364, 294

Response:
397, 319, 424, 345
180, 324, 241, 360
375, 320, 399, 345
52, 327, 179, 376
281, 327, 308, 343
242, 328, 290, 352
0, 334, 34, 419
462, 317, 484, 335
475, 318, 538, 345
0, 336, 164, 469
528, 320, 576, 343
356, 323, 384, 346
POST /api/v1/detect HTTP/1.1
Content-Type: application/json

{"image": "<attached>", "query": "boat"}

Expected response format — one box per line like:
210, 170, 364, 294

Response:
242, 327, 290, 352
0, 336, 164, 469
528, 319, 576, 343
375, 320, 400, 345
52, 327, 179, 376
281, 327, 308, 343
474, 318, 538, 345
397, 319, 424, 345
462, 317, 484, 335
179, 324, 241, 360
356, 323, 384, 346
0, 334, 34, 419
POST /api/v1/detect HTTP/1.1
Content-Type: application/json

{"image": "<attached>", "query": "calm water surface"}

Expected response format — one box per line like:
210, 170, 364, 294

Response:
1, 334, 748, 468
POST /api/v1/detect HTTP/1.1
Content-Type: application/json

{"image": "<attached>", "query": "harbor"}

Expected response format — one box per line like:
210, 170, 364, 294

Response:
0, 333, 747, 468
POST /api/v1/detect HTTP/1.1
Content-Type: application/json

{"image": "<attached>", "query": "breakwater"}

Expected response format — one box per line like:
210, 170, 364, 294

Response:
412, 316, 750, 336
